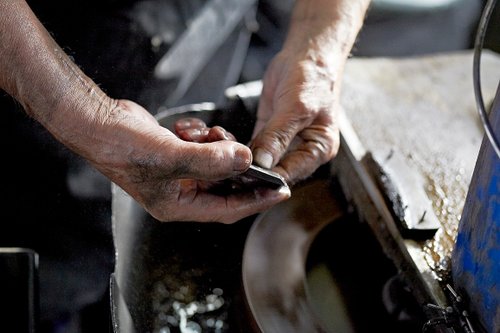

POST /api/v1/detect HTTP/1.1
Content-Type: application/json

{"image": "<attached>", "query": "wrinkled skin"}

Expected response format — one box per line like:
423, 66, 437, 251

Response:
174, 118, 289, 193
250, 0, 370, 185
251, 49, 340, 185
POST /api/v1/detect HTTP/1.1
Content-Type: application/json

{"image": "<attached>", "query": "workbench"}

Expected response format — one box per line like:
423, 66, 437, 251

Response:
335, 50, 500, 315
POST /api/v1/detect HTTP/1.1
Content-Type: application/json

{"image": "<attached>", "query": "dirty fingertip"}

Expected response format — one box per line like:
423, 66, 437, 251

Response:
233, 146, 252, 172
253, 148, 274, 169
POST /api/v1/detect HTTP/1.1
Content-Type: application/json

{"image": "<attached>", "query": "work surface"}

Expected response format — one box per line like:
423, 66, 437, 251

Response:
337, 50, 500, 305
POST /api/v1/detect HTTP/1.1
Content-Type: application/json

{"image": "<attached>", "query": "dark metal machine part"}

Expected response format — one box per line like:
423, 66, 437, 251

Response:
242, 179, 344, 333
112, 214, 256, 333
242, 174, 427, 333
0, 248, 39, 333
363, 152, 441, 239
112, 96, 400, 333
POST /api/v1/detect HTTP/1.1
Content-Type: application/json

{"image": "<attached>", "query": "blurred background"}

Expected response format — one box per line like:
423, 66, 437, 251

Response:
0, 0, 499, 332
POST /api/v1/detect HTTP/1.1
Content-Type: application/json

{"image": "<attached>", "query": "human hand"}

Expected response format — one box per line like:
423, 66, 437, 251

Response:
97, 101, 290, 223
250, 0, 370, 185
250, 48, 340, 185
174, 117, 237, 143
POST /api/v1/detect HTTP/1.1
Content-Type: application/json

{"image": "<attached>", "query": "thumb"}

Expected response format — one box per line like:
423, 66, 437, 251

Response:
251, 115, 303, 169
175, 139, 252, 180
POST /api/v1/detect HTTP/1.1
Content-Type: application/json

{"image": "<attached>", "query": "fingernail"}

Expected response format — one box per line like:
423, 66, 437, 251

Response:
234, 147, 251, 172
254, 148, 273, 169
209, 127, 229, 141
175, 119, 192, 130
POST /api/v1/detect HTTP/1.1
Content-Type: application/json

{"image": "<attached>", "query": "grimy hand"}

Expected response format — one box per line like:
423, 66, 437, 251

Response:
82, 100, 291, 223
251, 49, 340, 185
251, 0, 370, 185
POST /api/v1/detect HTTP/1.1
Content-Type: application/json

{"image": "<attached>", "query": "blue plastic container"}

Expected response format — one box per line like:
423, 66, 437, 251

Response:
452, 83, 500, 333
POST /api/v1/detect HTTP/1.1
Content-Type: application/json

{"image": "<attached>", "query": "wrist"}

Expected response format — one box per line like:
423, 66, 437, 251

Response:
283, 0, 370, 69
0, 0, 117, 163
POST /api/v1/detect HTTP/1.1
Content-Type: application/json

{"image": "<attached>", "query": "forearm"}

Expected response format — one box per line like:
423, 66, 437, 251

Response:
0, 1, 290, 223
285, 0, 370, 72
0, 0, 115, 159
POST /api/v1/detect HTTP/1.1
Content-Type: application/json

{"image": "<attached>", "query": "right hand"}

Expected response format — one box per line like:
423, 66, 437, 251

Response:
93, 101, 290, 223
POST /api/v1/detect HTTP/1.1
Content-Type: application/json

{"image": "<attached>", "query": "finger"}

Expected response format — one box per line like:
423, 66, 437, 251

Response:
177, 128, 210, 142
174, 118, 207, 132
208, 126, 236, 142
251, 108, 310, 169
177, 126, 237, 143
174, 139, 253, 180
252, 95, 272, 138
273, 125, 339, 185
156, 180, 291, 223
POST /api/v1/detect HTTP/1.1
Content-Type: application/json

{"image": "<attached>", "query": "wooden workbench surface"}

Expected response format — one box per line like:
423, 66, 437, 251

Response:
336, 50, 500, 305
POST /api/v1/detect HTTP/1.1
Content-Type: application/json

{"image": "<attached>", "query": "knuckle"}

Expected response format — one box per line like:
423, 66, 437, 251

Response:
300, 125, 339, 163
294, 97, 317, 121
206, 147, 224, 168
271, 128, 295, 152
204, 145, 232, 177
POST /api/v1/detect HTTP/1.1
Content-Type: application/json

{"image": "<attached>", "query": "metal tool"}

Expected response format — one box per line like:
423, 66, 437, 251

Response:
238, 165, 288, 189
209, 164, 288, 195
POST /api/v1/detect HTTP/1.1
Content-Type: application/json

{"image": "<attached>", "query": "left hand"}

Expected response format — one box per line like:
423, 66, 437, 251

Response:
250, 48, 340, 185
249, 0, 370, 186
